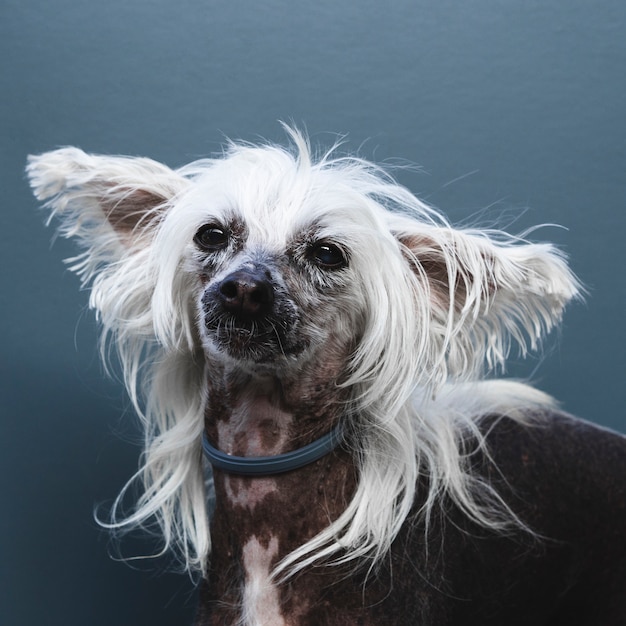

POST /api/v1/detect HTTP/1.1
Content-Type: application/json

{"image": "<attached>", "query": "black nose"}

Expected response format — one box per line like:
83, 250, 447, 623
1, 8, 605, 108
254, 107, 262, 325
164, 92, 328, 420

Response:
218, 269, 275, 318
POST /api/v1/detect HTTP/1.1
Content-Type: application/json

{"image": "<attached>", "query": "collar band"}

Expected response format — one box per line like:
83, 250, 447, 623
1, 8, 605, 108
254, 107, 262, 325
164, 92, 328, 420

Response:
202, 423, 344, 476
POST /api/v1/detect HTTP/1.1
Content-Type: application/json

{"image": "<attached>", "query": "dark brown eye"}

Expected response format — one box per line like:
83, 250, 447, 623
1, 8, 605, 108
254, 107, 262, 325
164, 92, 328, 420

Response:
194, 225, 229, 251
310, 242, 347, 269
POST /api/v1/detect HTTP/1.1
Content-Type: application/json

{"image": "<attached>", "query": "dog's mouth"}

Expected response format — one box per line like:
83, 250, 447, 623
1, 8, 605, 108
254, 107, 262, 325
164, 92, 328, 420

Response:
206, 315, 304, 362
201, 269, 307, 363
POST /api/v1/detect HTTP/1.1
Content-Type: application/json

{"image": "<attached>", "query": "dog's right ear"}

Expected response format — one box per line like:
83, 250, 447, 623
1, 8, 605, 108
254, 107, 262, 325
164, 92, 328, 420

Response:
26, 147, 188, 251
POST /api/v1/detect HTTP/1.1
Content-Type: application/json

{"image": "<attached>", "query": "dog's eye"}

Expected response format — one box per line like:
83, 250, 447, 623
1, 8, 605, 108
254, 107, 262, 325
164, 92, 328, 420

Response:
310, 242, 347, 270
194, 225, 229, 251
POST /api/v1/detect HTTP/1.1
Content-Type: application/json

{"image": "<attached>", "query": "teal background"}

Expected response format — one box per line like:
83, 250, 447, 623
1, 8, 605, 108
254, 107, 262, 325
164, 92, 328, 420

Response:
1, 1, 625, 624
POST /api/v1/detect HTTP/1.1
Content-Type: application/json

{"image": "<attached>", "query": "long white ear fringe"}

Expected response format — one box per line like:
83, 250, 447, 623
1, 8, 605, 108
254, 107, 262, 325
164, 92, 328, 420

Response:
27, 148, 211, 575
26, 148, 188, 272
26, 147, 197, 353
389, 214, 582, 383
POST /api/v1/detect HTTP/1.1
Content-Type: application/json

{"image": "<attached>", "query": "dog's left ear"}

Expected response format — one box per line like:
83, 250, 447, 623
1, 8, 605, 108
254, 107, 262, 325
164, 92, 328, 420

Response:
390, 214, 581, 375
26, 147, 188, 251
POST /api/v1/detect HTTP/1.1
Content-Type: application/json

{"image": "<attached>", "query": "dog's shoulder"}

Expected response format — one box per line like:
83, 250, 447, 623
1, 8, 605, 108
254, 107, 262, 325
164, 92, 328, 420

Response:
375, 410, 626, 625
398, 412, 626, 625
476, 409, 626, 539
481, 409, 626, 482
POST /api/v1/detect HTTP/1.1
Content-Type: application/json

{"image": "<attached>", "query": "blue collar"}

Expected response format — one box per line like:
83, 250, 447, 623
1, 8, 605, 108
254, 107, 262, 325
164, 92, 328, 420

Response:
201, 422, 345, 476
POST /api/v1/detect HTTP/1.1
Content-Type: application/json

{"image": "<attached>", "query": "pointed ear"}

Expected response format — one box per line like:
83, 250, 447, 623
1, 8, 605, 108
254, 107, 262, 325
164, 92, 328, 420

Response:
26, 147, 189, 247
390, 215, 581, 375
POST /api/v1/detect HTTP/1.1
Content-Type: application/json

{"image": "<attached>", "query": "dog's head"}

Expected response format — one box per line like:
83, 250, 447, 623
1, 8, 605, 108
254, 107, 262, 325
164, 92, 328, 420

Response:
180, 146, 385, 373
27, 128, 581, 576
27, 130, 579, 396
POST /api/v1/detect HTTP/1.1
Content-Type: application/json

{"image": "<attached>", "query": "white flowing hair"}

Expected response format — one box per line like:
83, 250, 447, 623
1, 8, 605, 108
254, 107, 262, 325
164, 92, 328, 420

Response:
26, 129, 580, 579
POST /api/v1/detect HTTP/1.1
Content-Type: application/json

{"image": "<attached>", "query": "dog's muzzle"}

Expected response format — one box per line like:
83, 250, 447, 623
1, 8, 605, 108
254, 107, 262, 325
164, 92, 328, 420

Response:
201, 266, 305, 362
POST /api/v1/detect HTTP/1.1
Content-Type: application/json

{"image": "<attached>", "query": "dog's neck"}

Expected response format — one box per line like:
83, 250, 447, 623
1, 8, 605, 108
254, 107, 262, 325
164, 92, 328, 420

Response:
203, 355, 351, 456
206, 373, 294, 458
202, 358, 358, 623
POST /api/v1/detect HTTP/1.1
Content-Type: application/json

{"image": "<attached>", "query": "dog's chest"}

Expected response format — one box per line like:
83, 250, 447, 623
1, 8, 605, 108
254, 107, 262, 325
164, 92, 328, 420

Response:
205, 476, 381, 626
240, 535, 286, 626
207, 480, 304, 626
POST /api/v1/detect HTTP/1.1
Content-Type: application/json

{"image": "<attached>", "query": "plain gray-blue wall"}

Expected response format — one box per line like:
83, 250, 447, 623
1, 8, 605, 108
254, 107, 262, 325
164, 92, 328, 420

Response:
1, 1, 625, 624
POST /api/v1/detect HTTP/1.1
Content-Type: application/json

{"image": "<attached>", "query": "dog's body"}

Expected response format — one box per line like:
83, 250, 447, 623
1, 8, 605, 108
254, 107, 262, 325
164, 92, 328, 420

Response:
201, 411, 626, 626
196, 410, 626, 626
28, 131, 626, 625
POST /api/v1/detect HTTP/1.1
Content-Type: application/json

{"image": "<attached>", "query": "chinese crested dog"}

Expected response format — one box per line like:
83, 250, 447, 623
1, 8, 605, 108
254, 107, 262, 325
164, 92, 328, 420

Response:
27, 130, 626, 625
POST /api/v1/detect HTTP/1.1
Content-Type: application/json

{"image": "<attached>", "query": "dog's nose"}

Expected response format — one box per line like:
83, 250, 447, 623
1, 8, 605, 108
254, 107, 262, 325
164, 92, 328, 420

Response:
218, 270, 275, 318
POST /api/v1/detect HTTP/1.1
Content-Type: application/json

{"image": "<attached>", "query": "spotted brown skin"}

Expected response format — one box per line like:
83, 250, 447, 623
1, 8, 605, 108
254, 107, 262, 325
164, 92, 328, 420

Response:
198, 339, 362, 625
196, 413, 626, 625
202, 451, 362, 625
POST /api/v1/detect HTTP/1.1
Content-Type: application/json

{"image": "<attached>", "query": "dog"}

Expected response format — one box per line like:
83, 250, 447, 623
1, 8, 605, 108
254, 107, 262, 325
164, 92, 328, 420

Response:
27, 129, 626, 625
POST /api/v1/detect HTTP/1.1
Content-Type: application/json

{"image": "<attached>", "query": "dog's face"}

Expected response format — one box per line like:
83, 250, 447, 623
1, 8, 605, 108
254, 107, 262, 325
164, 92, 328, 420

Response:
172, 153, 404, 378
190, 214, 351, 366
